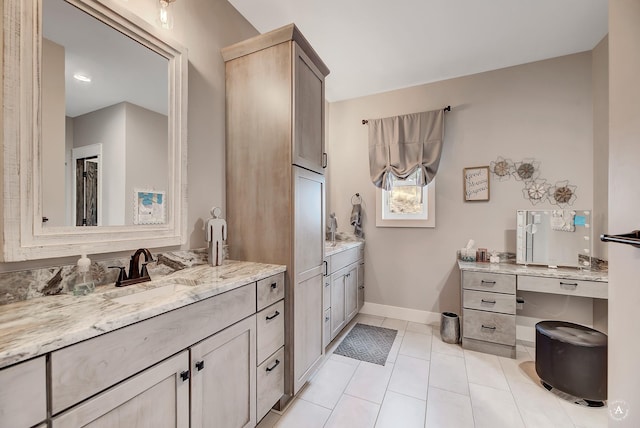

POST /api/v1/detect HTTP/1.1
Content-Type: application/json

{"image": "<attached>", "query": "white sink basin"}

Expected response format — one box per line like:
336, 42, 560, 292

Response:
104, 283, 181, 305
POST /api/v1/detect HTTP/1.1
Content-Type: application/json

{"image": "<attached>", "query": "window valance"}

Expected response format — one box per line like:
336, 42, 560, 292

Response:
367, 109, 444, 190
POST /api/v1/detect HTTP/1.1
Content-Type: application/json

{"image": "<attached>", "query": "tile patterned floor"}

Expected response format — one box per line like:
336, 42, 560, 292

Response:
258, 314, 609, 428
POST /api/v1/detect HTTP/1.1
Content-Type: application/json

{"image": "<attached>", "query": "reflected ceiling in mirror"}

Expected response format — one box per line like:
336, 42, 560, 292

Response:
42, 0, 169, 227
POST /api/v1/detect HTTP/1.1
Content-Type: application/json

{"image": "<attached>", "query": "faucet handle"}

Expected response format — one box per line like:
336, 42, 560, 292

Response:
141, 262, 150, 279
108, 266, 128, 287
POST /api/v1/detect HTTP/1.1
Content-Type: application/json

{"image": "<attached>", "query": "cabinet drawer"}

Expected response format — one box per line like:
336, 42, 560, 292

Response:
257, 347, 284, 422
517, 275, 608, 299
51, 284, 255, 414
463, 309, 515, 346
323, 275, 331, 311
463, 290, 515, 315
331, 247, 359, 272
462, 271, 515, 294
0, 356, 46, 428
257, 300, 285, 364
257, 272, 285, 312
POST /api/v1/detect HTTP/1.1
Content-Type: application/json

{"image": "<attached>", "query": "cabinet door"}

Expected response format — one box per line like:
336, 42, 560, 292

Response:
0, 356, 46, 428
357, 261, 365, 311
52, 351, 189, 428
293, 166, 325, 393
330, 270, 346, 340
292, 43, 325, 174
294, 272, 324, 394
191, 316, 256, 428
345, 264, 359, 321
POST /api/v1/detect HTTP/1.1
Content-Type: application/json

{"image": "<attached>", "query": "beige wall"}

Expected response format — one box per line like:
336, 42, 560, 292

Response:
118, 0, 258, 248
41, 38, 66, 227
125, 103, 169, 226
609, 1, 640, 424
327, 53, 595, 325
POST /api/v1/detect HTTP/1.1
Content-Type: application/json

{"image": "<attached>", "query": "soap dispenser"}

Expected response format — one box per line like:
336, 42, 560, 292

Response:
73, 253, 96, 295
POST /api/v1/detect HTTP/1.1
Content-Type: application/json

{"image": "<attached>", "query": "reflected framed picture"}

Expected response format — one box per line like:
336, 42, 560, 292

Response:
134, 189, 166, 224
463, 166, 490, 201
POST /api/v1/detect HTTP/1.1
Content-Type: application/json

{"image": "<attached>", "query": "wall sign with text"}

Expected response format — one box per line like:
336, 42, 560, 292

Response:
463, 166, 490, 201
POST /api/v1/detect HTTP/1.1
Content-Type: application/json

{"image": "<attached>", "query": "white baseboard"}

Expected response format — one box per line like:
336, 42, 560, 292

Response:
360, 302, 442, 325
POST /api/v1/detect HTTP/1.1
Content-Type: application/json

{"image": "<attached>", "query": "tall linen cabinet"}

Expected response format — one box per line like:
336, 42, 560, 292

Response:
222, 24, 329, 403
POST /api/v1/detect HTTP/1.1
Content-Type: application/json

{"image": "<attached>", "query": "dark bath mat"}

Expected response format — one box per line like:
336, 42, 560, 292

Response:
333, 323, 397, 366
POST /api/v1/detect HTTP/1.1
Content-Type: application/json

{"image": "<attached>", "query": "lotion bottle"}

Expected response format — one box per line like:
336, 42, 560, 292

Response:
74, 253, 96, 295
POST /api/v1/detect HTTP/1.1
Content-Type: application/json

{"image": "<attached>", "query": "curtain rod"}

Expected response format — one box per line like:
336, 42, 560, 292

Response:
361, 106, 451, 125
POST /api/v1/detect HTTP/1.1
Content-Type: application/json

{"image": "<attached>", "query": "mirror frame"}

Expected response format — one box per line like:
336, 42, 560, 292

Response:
1, 0, 188, 261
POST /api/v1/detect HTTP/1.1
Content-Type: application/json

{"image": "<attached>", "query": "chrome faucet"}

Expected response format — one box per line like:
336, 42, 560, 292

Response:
109, 248, 154, 287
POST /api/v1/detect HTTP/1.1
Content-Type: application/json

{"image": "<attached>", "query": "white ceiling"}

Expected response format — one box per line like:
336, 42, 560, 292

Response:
228, 0, 608, 102
43, 0, 168, 117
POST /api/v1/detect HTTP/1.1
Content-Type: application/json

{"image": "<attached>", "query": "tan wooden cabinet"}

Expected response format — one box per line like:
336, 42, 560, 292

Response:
0, 356, 46, 428
223, 24, 330, 398
52, 351, 190, 428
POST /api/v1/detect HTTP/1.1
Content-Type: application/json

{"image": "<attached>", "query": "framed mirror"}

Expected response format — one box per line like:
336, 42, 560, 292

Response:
516, 209, 592, 269
1, 0, 188, 261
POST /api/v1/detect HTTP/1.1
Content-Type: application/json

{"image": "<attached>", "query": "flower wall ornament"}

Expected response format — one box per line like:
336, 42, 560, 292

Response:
548, 180, 577, 207
512, 159, 540, 182
522, 179, 551, 205
490, 156, 514, 181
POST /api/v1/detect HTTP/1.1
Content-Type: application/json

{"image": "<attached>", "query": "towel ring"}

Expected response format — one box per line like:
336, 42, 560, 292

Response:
351, 193, 362, 205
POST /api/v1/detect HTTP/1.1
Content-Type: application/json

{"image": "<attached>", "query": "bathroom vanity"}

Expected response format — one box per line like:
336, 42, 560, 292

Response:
0, 261, 285, 428
323, 241, 365, 348
458, 261, 608, 358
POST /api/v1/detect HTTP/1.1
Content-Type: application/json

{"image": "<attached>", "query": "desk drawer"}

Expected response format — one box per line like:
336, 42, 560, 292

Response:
257, 272, 285, 311
517, 275, 607, 299
462, 271, 515, 294
463, 309, 515, 346
257, 300, 285, 364
463, 290, 515, 315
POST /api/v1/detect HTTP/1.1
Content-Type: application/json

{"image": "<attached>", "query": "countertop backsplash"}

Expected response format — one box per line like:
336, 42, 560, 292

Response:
0, 249, 209, 306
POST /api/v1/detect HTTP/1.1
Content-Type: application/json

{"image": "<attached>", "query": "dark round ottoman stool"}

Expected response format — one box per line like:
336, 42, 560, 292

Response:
535, 321, 607, 406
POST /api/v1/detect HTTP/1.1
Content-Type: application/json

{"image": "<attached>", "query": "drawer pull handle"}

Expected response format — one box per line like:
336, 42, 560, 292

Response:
325, 316, 330, 322
195, 360, 204, 371
266, 310, 280, 321
358, 286, 365, 290
559, 281, 578, 288
481, 299, 496, 304
325, 281, 330, 287
481, 325, 497, 331
266, 359, 281, 372
481, 280, 496, 285
323, 260, 328, 276
271, 282, 278, 290
180, 370, 190, 381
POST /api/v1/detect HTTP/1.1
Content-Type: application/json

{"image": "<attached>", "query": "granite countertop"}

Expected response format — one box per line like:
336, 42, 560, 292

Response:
457, 260, 608, 282
0, 260, 285, 369
325, 239, 364, 257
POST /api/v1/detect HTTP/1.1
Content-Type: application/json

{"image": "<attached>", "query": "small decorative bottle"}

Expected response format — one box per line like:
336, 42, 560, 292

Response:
73, 253, 96, 295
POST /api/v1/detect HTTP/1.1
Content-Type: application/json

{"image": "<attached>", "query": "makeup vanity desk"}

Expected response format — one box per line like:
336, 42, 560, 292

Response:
457, 261, 608, 358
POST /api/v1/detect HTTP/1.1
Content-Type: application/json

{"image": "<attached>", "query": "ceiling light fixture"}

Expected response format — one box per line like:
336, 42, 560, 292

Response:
158, 0, 176, 30
73, 73, 92, 83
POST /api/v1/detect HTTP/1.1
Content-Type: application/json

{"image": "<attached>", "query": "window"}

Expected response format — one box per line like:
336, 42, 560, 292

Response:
376, 170, 436, 228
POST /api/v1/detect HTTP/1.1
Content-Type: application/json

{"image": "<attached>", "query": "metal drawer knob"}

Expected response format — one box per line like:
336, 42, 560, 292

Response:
481, 325, 497, 331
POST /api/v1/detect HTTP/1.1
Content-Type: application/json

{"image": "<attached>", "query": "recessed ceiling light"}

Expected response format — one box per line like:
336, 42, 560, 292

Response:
73, 73, 91, 83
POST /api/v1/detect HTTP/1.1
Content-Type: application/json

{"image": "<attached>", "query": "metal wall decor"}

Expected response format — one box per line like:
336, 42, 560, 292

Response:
490, 156, 578, 207
513, 159, 540, 182
490, 156, 514, 181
